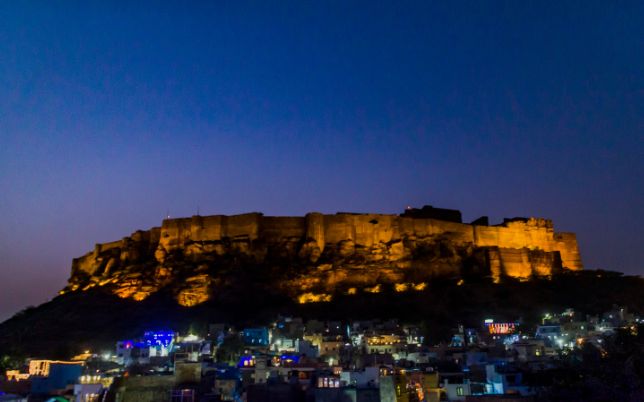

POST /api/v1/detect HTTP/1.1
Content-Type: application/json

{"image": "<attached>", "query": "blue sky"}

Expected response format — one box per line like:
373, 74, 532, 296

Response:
0, 1, 642, 320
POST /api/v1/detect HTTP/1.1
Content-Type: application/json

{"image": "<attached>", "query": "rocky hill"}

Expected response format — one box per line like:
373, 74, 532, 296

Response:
2, 270, 643, 361
2, 207, 643, 360
63, 206, 583, 307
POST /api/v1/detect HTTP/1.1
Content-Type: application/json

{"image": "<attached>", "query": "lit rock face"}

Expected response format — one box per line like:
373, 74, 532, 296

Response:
176, 274, 211, 307
66, 209, 583, 305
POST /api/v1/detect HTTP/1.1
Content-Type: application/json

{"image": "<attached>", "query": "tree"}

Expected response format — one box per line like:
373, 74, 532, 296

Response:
215, 335, 244, 365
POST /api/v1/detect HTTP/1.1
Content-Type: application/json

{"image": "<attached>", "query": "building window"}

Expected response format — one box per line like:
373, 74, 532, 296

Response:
456, 386, 464, 396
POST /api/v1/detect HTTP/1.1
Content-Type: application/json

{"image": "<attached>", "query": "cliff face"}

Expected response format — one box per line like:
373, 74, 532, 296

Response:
65, 209, 582, 306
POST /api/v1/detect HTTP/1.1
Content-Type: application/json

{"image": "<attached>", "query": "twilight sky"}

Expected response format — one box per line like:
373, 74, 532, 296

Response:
0, 1, 642, 320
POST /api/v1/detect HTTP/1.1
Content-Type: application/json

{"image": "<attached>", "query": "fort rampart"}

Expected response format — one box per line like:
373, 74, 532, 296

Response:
72, 211, 582, 279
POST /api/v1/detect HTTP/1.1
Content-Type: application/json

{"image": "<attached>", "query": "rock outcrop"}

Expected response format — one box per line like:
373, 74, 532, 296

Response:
64, 206, 583, 306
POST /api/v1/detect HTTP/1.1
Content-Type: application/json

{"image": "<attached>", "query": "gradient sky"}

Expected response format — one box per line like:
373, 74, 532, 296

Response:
1, 1, 642, 320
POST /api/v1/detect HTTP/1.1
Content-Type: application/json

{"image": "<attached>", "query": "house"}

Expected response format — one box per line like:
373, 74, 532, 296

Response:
213, 367, 240, 401
340, 367, 379, 387
485, 364, 534, 396
30, 361, 83, 396
440, 373, 471, 401
242, 328, 270, 347
116, 340, 150, 366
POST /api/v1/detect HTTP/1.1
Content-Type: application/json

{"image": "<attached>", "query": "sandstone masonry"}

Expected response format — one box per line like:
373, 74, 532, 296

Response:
66, 207, 583, 305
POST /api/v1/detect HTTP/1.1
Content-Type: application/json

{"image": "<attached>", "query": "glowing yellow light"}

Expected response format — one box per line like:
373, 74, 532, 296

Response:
114, 288, 137, 299
297, 293, 332, 304
394, 283, 408, 292
457, 279, 464, 286
364, 284, 381, 293
412, 282, 426, 291
176, 289, 210, 306
132, 293, 149, 302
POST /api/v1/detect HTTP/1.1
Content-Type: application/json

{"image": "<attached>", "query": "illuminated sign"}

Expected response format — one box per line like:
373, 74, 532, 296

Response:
280, 354, 300, 364
238, 355, 256, 367
144, 331, 174, 348
486, 323, 517, 334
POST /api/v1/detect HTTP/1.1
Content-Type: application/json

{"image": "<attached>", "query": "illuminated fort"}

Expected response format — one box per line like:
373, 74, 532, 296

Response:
66, 206, 582, 306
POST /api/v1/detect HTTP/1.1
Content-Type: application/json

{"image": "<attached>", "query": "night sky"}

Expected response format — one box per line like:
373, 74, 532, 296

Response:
1, 1, 642, 320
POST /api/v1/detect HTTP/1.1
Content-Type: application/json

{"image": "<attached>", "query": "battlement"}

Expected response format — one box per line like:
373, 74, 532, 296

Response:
68, 207, 583, 303
79, 208, 581, 270
155, 211, 569, 251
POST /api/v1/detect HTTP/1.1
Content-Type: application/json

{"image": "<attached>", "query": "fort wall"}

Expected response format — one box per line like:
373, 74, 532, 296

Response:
154, 212, 582, 271
71, 211, 583, 280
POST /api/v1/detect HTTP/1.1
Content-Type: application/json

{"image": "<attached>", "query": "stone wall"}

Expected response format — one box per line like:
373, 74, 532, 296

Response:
67, 209, 583, 304
112, 375, 175, 402
73, 212, 582, 276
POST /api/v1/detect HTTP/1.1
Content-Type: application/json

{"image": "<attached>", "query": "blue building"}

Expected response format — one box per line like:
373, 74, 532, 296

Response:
143, 330, 175, 348
242, 327, 270, 346
30, 363, 82, 395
